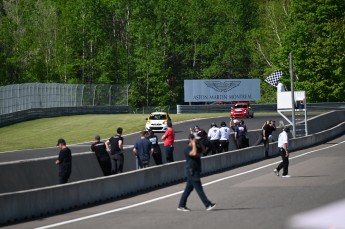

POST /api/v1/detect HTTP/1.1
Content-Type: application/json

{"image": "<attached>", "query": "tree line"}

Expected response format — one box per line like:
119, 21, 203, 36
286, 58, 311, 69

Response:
1, 0, 344, 107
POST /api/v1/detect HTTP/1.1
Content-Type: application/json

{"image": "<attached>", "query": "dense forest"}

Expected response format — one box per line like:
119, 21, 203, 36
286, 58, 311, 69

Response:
0, 0, 344, 107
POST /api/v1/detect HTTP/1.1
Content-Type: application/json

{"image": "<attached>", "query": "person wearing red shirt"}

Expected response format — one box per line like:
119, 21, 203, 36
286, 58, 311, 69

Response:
161, 122, 175, 163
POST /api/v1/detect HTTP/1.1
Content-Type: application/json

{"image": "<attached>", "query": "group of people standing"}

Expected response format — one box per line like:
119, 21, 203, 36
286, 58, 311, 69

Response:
55, 118, 291, 212
89, 122, 176, 176
133, 121, 175, 169
191, 119, 249, 156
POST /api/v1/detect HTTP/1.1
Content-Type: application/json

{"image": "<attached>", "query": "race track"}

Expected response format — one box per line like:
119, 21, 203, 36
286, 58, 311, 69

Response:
1, 113, 344, 229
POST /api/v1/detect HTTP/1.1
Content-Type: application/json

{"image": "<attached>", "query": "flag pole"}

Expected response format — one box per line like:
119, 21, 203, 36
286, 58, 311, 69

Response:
289, 52, 296, 138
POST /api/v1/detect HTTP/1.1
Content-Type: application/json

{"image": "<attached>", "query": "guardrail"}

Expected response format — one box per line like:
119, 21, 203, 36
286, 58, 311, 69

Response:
177, 102, 345, 114
0, 111, 344, 225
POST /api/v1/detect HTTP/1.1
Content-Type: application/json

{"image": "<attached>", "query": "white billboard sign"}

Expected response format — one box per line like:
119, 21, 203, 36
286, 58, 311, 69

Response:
277, 91, 306, 109
184, 79, 260, 102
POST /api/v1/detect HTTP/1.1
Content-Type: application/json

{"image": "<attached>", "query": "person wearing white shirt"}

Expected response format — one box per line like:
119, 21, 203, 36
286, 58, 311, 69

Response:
219, 121, 231, 152
274, 126, 290, 178
277, 80, 285, 92
207, 122, 220, 154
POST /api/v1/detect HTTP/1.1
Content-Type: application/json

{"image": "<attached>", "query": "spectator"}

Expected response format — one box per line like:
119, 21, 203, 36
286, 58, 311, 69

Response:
146, 129, 163, 165
262, 120, 271, 157
268, 120, 276, 142
91, 135, 111, 176
229, 118, 240, 132
106, 127, 124, 174
55, 138, 72, 184
234, 120, 248, 149
219, 121, 231, 152
254, 120, 269, 146
208, 122, 221, 154
190, 125, 212, 156
134, 131, 153, 169
162, 122, 175, 163
277, 80, 285, 92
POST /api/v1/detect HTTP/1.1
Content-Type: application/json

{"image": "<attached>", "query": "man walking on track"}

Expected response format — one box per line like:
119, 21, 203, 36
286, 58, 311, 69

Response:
274, 126, 291, 178
177, 133, 216, 212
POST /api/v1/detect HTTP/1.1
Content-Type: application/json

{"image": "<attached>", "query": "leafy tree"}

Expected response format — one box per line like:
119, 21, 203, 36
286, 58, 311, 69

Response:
280, 0, 345, 102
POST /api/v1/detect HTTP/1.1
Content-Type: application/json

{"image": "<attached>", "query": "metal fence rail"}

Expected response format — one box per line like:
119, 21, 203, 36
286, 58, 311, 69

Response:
0, 83, 129, 115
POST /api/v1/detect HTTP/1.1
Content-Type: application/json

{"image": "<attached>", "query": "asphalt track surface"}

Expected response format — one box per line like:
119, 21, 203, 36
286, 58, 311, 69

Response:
3, 128, 345, 229
0, 114, 283, 163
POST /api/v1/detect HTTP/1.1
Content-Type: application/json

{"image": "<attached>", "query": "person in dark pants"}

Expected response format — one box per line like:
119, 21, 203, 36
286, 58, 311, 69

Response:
267, 120, 276, 142
162, 122, 175, 163
146, 129, 163, 165
234, 120, 248, 149
274, 126, 290, 178
177, 133, 216, 212
207, 122, 221, 154
219, 121, 231, 152
134, 131, 153, 169
262, 121, 270, 157
106, 127, 124, 174
55, 138, 72, 184
91, 135, 111, 176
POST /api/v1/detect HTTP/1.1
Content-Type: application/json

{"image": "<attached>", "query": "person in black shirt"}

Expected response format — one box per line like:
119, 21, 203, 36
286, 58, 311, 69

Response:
106, 127, 124, 174
91, 135, 111, 176
267, 120, 276, 142
55, 138, 72, 184
177, 133, 216, 212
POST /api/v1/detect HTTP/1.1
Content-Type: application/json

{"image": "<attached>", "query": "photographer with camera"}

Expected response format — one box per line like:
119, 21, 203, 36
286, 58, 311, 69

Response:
177, 133, 216, 212
190, 125, 212, 156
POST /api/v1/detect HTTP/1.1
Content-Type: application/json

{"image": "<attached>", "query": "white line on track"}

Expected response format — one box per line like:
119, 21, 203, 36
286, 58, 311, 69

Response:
35, 140, 345, 229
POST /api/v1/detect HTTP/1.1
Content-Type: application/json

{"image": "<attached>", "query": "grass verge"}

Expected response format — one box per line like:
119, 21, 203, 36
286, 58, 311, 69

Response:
0, 113, 229, 152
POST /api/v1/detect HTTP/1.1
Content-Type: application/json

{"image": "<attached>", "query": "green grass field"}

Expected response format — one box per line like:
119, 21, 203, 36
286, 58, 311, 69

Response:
0, 113, 230, 152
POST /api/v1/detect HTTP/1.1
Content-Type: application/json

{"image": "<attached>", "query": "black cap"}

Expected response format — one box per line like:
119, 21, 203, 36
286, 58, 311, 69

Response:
220, 121, 226, 127
95, 135, 100, 140
56, 138, 66, 146
117, 127, 123, 134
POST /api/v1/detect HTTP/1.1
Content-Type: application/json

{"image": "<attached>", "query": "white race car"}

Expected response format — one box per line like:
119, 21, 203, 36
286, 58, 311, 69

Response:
145, 112, 172, 132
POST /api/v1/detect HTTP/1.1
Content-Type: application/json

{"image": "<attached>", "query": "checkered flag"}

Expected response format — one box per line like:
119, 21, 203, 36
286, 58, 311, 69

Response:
265, 70, 283, 87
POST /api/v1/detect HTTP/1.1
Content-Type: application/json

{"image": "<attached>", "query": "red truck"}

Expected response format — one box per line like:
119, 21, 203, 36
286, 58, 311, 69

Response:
230, 102, 254, 118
